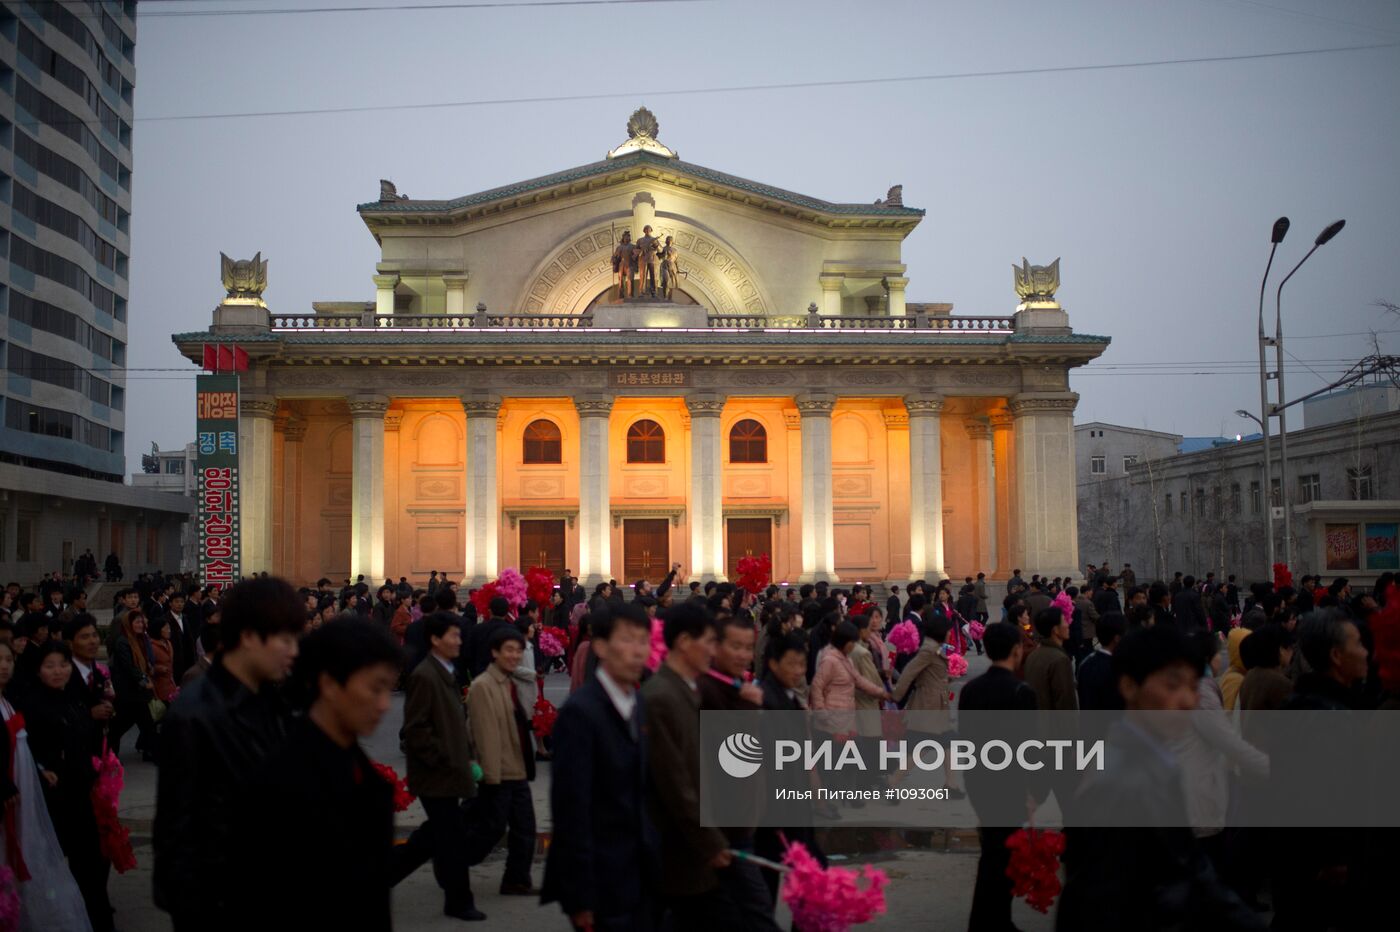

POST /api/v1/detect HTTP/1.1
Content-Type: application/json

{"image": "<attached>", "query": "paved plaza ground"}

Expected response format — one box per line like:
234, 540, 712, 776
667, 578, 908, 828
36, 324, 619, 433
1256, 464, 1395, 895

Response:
107, 662, 1055, 931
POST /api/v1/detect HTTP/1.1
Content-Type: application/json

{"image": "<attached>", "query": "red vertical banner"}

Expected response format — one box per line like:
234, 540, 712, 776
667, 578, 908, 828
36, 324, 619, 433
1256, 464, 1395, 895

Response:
196, 374, 241, 587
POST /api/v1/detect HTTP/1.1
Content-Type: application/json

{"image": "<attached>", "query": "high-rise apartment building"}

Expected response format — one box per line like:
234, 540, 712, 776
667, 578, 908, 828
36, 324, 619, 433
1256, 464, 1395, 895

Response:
1, 3, 189, 581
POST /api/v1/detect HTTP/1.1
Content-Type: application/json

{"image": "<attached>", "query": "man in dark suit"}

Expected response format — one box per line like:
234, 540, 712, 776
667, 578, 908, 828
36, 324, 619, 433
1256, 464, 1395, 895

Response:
885, 585, 901, 627
1171, 575, 1208, 631
393, 611, 483, 921
958, 622, 1038, 932
466, 595, 515, 678
1077, 613, 1127, 711
543, 605, 659, 930
641, 602, 742, 928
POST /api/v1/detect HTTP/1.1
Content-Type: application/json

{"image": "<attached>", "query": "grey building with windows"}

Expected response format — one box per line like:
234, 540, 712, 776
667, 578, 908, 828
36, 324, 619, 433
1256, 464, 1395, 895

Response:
1077, 383, 1400, 586
1, 3, 188, 581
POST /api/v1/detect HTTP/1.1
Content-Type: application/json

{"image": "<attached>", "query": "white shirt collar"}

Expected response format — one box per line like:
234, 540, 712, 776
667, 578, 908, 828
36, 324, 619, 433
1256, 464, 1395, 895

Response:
74, 658, 93, 681
595, 667, 637, 721
435, 654, 455, 676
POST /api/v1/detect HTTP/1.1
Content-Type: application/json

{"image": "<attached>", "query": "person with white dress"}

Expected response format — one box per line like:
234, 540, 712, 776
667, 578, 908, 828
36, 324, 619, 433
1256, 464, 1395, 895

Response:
0, 639, 94, 931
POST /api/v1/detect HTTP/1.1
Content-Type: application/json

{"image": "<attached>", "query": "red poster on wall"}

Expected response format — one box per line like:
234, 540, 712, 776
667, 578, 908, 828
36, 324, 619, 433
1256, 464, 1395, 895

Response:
1324, 524, 1360, 571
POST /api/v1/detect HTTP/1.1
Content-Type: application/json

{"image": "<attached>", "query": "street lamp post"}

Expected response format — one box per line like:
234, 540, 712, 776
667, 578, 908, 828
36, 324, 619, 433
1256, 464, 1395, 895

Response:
1273, 219, 1346, 569
1257, 217, 1289, 573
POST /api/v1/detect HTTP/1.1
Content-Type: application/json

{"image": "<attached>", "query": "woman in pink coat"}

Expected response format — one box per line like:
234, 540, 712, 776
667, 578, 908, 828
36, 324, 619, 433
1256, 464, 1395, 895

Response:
810, 620, 890, 739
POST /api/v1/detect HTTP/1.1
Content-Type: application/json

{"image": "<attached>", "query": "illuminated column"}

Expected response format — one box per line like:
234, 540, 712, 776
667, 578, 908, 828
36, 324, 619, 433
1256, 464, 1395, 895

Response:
576, 396, 613, 587
349, 395, 388, 582
462, 394, 500, 587
277, 416, 306, 578
373, 272, 398, 318
820, 274, 843, 316
239, 397, 277, 575
444, 272, 469, 316
967, 420, 997, 575
798, 394, 838, 582
1011, 393, 1079, 575
884, 276, 909, 317
990, 410, 1017, 576
907, 394, 946, 581
687, 395, 726, 580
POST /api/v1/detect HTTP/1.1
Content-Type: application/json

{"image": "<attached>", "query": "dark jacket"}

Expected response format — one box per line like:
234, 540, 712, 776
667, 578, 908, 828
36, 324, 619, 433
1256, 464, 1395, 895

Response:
1092, 587, 1122, 617
241, 718, 393, 932
542, 675, 659, 919
154, 661, 292, 921
641, 664, 727, 897
1057, 721, 1265, 931
958, 666, 1039, 824
886, 594, 901, 625
1076, 649, 1124, 711
466, 615, 516, 679
1171, 588, 1208, 631
400, 654, 477, 799
19, 682, 100, 849
1023, 640, 1077, 712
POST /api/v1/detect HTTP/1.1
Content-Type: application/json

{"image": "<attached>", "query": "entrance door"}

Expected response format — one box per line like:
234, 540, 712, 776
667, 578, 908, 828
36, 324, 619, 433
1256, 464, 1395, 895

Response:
519, 520, 566, 578
727, 518, 772, 580
623, 519, 669, 583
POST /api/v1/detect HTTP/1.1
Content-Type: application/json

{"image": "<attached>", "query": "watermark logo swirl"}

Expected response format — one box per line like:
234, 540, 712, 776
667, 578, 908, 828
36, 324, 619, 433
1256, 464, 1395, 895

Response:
717, 732, 764, 779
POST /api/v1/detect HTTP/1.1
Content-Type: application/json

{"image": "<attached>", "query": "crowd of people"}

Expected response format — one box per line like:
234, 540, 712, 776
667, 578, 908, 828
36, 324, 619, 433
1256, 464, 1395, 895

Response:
0, 559, 1394, 930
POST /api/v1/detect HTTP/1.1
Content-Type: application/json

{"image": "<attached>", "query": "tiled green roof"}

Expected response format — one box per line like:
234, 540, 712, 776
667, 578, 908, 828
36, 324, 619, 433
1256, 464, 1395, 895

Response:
174, 330, 1108, 347
356, 151, 926, 218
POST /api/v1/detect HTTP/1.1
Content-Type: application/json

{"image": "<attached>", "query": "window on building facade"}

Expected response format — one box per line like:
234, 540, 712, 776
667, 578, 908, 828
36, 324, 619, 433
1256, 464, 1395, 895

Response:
1180, 491, 1187, 514
164, 459, 185, 475
1230, 483, 1242, 515
728, 419, 767, 463
16, 518, 34, 563
1165, 494, 1173, 517
1123, 455, 1138, 472
1348, 466, 1374, 501
522, 419, 562, 464
1250, 480, 1261, 514
1298, 473, 1321, 504
1090, 455, 1106, 475
626, 419, 665, 464
1195, 488, 1205, 517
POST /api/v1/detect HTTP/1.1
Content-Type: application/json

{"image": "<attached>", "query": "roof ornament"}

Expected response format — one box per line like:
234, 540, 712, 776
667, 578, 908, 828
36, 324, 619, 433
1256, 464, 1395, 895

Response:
873, 185, 903, 207
608, 106, 678, 160
220, 252, 268, 305
1013, 257, 1061, 309
379, 179, 409, 202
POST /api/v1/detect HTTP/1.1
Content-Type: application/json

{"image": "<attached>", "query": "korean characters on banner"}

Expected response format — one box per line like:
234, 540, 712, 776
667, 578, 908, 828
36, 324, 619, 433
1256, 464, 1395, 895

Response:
196, 374, 241, 587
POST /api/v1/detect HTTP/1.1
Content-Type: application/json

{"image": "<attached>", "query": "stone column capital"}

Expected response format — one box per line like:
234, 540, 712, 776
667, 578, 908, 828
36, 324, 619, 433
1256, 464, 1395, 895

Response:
371, 273, 399, 289
1009, 393, 1079, 417
819, 273, 845, 292
460, 393, 501, 418
384, 410, 405, 432
989, 410, 1016, 431
240, 397, 279, 419
347, 395, 390, 418
882, 410, 909, 430
574, 396, 615, 418
685, 394, 726, 417
795, 393, 836, 417
882, 276, 910, 291
442, 272, 469, 288
904, 394, 945, 416
965, 420, 992, 440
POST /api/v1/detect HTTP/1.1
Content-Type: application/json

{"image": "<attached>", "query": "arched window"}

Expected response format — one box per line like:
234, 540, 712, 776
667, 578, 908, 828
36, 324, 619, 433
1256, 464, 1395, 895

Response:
728, 418, 767, 463
626, 419, 665, 464
522, 419, 562, 464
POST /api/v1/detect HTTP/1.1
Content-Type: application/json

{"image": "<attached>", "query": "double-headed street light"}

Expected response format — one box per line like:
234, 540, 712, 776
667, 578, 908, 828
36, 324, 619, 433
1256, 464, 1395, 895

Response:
1257, 217, 1289, 572
1273, 219, 1346, 568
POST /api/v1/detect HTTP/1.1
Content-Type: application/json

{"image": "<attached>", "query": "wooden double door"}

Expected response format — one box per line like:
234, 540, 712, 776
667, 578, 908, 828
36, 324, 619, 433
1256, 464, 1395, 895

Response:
623, 519, 670, 583
726, 518, 772, 580
519, 520, 566, 577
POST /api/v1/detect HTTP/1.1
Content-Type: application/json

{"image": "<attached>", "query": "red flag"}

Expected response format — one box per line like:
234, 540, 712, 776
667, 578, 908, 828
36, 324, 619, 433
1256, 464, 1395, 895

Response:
233, 345, 249, 372
217, 344, 235, 372
202, 344, 217, 372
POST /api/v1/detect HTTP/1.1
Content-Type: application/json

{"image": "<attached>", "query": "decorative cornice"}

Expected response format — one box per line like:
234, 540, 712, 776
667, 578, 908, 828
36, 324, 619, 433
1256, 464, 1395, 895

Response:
722, 505, 788, 527
685, 395, 726, 417
282, 424, 308, 442
460, 397, 500, 417
783, 410, 802, 431
989, 411, 1015, 430
574, 397, 614, 417
383, 411, 405, 432
882, 411, 909, 430
503, 506, 578, 529
1009, 393, 1079, 416
611, 505, 685, 528
965, 422, 991, 440
240, 398, 279, 419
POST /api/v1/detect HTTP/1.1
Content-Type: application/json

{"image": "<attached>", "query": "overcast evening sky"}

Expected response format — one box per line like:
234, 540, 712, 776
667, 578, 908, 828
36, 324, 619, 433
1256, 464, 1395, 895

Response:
123, 0, 1400, 468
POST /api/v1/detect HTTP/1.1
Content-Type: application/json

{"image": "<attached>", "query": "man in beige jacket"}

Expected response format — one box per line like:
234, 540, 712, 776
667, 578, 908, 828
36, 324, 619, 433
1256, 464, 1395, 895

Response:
465, 626, 538, 896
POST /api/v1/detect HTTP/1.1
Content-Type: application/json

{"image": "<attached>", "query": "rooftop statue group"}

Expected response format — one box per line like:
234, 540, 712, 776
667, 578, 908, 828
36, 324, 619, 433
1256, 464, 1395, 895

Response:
612, 225, 681, 302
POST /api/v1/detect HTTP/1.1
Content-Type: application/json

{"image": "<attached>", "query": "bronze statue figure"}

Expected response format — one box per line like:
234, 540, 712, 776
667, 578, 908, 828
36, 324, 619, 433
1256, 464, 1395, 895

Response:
635, 224, 661, 297
659, 235, 680, 301
613, 231, 635, 299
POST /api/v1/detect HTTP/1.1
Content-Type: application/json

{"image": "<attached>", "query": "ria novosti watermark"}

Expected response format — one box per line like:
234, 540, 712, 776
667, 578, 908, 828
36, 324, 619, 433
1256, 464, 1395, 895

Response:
699, 710, 1400, 829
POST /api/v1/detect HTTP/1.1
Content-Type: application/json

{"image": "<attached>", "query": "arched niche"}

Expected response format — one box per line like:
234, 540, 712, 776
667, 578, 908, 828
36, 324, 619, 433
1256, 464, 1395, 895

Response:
413, 413, 463, 468
327, 424, 352, 475
832, 415, 871, 464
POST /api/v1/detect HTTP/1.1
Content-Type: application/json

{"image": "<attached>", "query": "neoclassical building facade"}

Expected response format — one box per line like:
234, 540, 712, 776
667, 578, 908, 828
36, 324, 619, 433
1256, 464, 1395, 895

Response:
175, 112, 1108, 587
